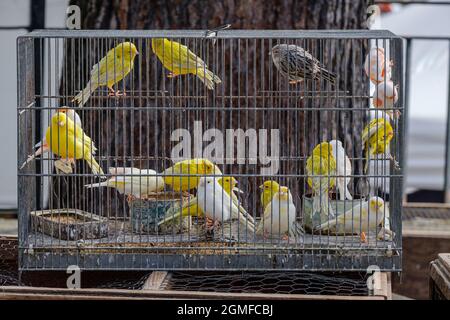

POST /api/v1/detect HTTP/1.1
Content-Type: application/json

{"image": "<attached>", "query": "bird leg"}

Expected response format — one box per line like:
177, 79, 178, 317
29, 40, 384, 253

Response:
282, 234, 290, 241
108, 87, 126, 97
389, 156, 400, 170
289, 79, 302, 85
360, 232, 368, 243
205, 217, 221, 232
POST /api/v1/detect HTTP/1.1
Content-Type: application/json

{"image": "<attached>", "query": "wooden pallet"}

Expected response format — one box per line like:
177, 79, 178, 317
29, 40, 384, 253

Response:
429, 254, 450, 300
0, 234, 392, 300
0, 271, 391, 300
392, 203, 450, 299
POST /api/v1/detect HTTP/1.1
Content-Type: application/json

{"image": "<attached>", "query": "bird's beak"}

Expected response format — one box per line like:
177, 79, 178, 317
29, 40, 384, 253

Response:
258, 185, 264, 190
136, 50, 139, 55
268, 52, 272, 56
58, 121, 65, 127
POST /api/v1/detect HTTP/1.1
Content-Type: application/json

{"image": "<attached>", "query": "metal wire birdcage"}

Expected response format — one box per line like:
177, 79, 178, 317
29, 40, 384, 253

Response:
17, 29, 403, 271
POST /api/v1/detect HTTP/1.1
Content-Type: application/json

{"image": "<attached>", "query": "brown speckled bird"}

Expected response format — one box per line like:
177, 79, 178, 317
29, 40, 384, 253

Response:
271, 44, 336, 85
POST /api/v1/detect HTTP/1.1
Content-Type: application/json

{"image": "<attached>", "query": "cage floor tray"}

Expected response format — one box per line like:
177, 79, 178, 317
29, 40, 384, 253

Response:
30, 209, 108, 241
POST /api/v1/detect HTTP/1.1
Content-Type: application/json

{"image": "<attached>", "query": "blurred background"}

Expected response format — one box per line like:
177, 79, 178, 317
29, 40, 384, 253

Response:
1, 0, 450, 299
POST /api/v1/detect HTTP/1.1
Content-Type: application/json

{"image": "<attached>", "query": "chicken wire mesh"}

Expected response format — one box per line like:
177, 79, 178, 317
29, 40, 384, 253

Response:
0, 237, 22, 286
95, 271, 371, 296
17, 30, 403, 271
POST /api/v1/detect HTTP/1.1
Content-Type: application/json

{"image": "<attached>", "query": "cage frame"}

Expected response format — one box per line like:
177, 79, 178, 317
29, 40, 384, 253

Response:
17, 29, 404, 272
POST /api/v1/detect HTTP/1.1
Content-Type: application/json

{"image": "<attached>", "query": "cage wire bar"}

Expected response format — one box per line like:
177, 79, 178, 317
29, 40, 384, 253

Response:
17, 30, 403, 271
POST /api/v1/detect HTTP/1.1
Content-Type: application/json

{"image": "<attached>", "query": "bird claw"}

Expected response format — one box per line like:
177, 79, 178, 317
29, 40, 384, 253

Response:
205, 217, 217, 232
390, 156, 400, 170
126, 194, 137, 203
167, 72, 177, 78
108, 89, 126, 97
360, 232, 368, 243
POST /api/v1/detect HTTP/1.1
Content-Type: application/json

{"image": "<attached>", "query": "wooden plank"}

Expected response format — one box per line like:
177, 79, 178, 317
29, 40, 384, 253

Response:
429, 253, 450, 300
372, 272, 390, 300
0, 286, 385, 300
142, 271, 170, 290
403, 229, 450, 239
403, 203, 450, 209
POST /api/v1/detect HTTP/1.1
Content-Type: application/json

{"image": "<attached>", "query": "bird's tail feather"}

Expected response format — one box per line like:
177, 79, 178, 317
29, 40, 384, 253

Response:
196, 68, 221, 90
73, 80, 98, 107
20, 146, 46, 170
315, 216, 338, 231
345, 187, 353, 200
319, 67, 336, 85
84, 181, 109, 189
85, 155, 104, 175
237, 212, 255, 233
158, 199, 202, 226
237, 203, 255, 225
318, 191, 334, 218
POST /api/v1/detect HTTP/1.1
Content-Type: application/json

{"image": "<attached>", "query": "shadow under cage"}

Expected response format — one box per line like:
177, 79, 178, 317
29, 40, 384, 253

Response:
17, 30, 403, 271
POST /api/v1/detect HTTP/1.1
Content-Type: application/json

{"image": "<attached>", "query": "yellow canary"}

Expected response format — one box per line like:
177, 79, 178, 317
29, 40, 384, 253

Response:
151, 38, 221, 90
259, 180, 281, 210
20, 107, 82, 170
161, 158, 222, 192
159, 176, 254, 226
315, 196, 387, 243
73, 42, 139, 106
45, 112, 104, 175
305, 142, 336, 218
362, 117, 394, 173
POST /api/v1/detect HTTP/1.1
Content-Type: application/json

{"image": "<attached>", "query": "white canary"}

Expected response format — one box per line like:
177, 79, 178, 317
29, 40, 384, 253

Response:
84, 167, 164, 201
364, 47, 392, 84
372, 80, 399, 118
329, 140, 353, 201
315, 196, 387, 242
20, 107, 82, 170
196, 177, 254, 233
256, 186, 296, 239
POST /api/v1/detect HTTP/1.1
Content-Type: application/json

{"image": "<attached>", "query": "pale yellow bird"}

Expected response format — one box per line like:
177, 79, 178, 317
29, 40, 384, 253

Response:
256, 186, 296, 239
73, 42, 139, 106
84, 167, 164, 201
161, 158, 222, 192
329, 140, 353, 201
305, 142, 337, 218
152, 38, 221, 90
362, 117, 395, 173
315, 196, 387, 243
196, 177, 254, 233
159, 176, 255, 226
259, 180, 281, 210
45, 112, 103, 175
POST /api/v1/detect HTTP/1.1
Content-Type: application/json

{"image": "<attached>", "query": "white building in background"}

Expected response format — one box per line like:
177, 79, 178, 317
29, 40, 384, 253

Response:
0, 0, 67, 209
380, 2, 450, 194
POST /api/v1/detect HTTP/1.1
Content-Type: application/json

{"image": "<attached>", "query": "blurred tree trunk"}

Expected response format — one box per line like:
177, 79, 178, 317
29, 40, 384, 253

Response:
57, 0, 370, 215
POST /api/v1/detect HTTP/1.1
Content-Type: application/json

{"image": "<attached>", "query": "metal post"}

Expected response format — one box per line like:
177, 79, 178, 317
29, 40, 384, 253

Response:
29, 0, 46, 207
444, 40, 450, 202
